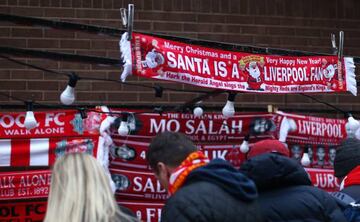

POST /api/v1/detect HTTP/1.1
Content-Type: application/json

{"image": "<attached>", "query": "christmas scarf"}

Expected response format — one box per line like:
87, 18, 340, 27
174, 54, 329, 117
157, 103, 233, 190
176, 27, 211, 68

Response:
168, 151, 209, 195
120, 32, 357, 95
340, 166, 360, 190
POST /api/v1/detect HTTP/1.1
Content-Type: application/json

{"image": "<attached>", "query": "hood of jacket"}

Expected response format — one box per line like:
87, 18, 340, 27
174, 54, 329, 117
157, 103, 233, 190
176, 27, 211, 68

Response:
239, 153, 312, 192
186, 158, 258, 202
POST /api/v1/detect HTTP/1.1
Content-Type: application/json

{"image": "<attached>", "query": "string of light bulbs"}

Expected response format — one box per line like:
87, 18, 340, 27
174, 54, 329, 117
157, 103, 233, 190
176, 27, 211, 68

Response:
0, 53, 358, 121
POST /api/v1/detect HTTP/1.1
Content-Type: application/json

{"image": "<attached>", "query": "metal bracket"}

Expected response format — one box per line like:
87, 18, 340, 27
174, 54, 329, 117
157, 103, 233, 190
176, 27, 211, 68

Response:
330, 33, 338, 55
127, 4, 134, 41
338, 31, 344, 59
119, 4, 134, 41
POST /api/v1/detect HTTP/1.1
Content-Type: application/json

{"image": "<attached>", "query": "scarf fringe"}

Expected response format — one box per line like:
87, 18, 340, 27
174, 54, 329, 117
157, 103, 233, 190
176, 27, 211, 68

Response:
97, 106, 116, 193
119, 32, 132, 82
345, 57, 357, 96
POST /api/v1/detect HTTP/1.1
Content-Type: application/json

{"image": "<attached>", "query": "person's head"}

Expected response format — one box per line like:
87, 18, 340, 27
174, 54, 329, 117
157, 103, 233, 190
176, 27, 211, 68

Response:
328, 147, 336, 163
307, 146, 313, 161
44, 153, 132, 222
291, 145, 302, 160
147, 132, 198, 190
316, 146, 326, 162
334, 138, 360, 179
247, 139, 290, 159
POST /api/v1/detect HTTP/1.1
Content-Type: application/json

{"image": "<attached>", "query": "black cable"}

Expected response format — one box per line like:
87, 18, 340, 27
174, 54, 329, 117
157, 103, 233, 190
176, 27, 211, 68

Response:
299, 93, 347, 114
0, 46, 122, 65
1, 13, 360, 63
0, 54, 71, 77
0, 55, 211, 94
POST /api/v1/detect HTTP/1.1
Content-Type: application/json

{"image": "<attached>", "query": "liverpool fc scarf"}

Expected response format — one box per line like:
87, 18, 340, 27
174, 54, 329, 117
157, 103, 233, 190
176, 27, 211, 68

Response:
168, 151, 209, 195
120, 32, 357, 96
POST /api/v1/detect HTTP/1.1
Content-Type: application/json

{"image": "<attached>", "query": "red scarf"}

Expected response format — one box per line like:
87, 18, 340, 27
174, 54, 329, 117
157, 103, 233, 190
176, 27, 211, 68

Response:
168, 151, 209, 195
342, 165, 360, 189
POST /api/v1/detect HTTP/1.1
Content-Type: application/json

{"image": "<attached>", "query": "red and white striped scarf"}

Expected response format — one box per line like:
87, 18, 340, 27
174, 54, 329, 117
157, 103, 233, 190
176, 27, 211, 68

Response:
168, 151, 209, 195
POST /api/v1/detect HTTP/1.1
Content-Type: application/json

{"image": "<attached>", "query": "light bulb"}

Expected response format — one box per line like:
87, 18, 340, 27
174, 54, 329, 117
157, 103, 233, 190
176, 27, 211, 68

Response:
301, 153, 311, 167
60, 85, 75, 105
24, 101, 38, 130
222, 101, 235, 118
240, 141, 249, 153
240, 134, 250, 153
118, 114, 129, 136
193, 106, 203, 117
60, 73, 78, 105
222, 93, 236, 118
24, 111, 37, 130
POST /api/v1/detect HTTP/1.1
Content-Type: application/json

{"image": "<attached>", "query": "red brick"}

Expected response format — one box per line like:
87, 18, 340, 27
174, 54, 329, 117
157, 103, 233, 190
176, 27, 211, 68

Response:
139, 92, 170, 102
44, 29, 75, 38
184, 23, 213, 32
90, 40, 118, 49
76, 9, 107, 19
198, 14, 226, 23
153, 22, 183, 31
0, 70, 10, 79
0, 6, 10, 13
76, 92, 107, 101
0, 81, 26, 90
60, 0, 72, 7
0, 38, 27, 48
11, 91, 43, 101
108, 92, 138, 101
10, 7, 44, 16
75, 32, 106, 40
11, 70, 43, 79
44, 8, 75, 17
12, 28, 43, 38
59, 62, 91, 70
60, 39, 90, 49
0, 59, 27, 69
28, 39, 60, 49
91, 81, 123, 91
28, 81, 59, 90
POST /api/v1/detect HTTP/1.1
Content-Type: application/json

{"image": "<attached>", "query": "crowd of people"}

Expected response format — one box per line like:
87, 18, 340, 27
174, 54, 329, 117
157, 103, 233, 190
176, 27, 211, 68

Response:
44, 132, 360, 222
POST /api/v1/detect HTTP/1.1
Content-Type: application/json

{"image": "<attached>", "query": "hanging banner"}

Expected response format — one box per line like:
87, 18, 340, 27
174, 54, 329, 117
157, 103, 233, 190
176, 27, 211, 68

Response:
305, 168, 340, 192
118, 200, 163, 222
110, 139, 246, 170
110, 110, 276, 143
0, 137, 99, 167
276, 111, 347, 145
120, 32, 357, 95
110, 168, 168, 201
0, 201, 47, 221
0, 170, 51, 200
0, 110, 102, 139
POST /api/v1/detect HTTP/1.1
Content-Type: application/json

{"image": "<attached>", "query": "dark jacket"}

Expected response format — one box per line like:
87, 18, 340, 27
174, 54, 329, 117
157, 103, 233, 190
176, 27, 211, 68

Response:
161, 158, 263, 222
240, 153, 346, 222
341, 185, 360, 200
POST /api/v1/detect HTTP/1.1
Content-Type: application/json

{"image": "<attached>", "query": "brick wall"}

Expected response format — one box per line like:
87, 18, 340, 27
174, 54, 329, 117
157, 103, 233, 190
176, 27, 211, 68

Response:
0, 0, 359, 117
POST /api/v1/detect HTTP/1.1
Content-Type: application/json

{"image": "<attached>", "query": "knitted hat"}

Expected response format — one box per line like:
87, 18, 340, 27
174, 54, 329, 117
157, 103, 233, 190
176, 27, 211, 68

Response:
334, 138, 360, 178
247, 139, 290, 159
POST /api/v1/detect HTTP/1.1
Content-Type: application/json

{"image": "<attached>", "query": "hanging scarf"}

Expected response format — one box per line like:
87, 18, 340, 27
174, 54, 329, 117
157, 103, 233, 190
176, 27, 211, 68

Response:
340, 165, 360, 190
168, 151, 209, 195
120, 32, 357, 96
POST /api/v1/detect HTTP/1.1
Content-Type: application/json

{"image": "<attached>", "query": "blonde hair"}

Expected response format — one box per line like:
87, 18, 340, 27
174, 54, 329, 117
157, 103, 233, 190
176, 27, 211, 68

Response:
44, 153, 134, 222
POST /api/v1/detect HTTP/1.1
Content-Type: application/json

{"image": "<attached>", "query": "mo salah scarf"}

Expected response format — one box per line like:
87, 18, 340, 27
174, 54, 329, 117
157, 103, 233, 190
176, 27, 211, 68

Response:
340, 166, 360, 190
168, 151, 209, 195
